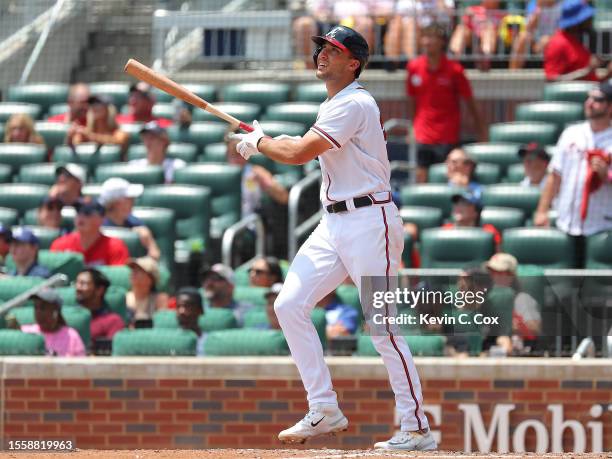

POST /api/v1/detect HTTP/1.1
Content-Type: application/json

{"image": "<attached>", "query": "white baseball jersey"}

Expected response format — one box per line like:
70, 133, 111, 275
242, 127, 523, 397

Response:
550, 122, 612, 236
310, 81, 391, 206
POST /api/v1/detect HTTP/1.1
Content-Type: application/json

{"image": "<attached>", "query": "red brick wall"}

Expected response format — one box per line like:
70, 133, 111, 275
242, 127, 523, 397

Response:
4, 374, 611, 452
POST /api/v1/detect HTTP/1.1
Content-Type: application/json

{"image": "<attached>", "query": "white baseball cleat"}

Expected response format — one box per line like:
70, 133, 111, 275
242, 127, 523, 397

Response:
278, 404, 349, 444
374, 429, 437, 451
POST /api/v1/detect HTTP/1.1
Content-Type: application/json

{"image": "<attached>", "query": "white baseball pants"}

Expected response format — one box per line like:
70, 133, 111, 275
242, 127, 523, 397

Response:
274, 201, 429, 431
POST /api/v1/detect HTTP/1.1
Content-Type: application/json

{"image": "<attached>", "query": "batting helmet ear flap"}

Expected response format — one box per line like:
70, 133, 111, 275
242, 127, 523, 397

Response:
313, 45, 323, 68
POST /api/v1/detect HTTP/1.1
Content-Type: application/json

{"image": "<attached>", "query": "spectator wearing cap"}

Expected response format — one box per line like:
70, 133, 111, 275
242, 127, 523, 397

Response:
48, 164, 85, 207
200, 263, 255, 326
443, 191, 502, 248
128, 121, 186, 183
446, 148, 483, 196
50, 198, 129, 266
518, 143, 551, 190
406, 24, 485, 183
316, 289, 359, 339
67, 95, 128, 151
126, 256, 168, 327
176, 287, 206, 356
0, 224, 12, 269
264, 283, 283, 330
544, 0, 612, 82
535, 79, 612, 267
37, 196, 67, 232
75, 268, 124, 344
248, 256, 284, 288
21, 288, 86, 356
3, 113, 45, 144
47, 83, 90, 126
485, 253, 541, 353
8, 228, 50, 278
100, 177, 160, 260
115, 82, 172, 128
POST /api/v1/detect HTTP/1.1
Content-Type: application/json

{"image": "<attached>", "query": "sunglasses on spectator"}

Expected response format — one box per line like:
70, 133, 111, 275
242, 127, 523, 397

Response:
249, 268, 269, 275
587, 94, 608, 103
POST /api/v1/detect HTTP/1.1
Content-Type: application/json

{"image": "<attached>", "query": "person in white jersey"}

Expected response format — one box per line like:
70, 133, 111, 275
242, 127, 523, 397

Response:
233, 25, 436, 452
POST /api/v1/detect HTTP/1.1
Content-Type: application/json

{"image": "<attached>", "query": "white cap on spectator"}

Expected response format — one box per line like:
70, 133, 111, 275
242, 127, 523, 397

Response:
99, 177, 144, 206
56, 163, 86, 184
202, 263, 235, 285
485, 253, 518, 274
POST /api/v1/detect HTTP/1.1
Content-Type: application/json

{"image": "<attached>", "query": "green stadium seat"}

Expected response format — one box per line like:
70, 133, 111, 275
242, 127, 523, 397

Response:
47, 103, 69, 117
0, 184, 49, 217
174, 164, 242, 238
489, 122, 558, 146
400, 206, 443, 237
505, 163, 525, 183
152, 103, 176, 120
153, 309, 178, 328
82, 185, 102, 199
7, 83, 69, 115
97, 265, 169, 293
34, 122, 70, 150
428, 162, 501, 185
400, 184, 464, 218
336, 284, 361, 310
56, 285, 127, 322
484, 286, 514, 336
205, 329, 289, 356
0, 276, 45, 302
0, 207, 19, 227
112, 329, 197, 356
37, 250, 84, 280
258, 121, 306, 138
295, 83, 327, 103
101, 227, 147, 258
200, 307, 237, 332
193, 102, 260, 123
221, 82, 290, 108
514, 102, 584, 131
94, 163, 164, 185
420, 228, 495, 268
356, 334, 445, 357
501, 227, 575, 268
182, 84, 217, 103
138, 185, 211, 246
17, 163, 59, 185
53, 144, 122, 172
482, 184, 540, 216
480, 207, 526, 233
10, 305, 91, 348
117, 123, 144, 145
89, 82, 130, 107
585, 231, 612, 269
0, 102, 42, 122
543, 81, 597, 103
402, 232, 414, 268
152, 88, 176, 103
23, 207, 75, 229
0, 164, 11, 183
199, 143, 228, 163
234, 285, 268, 308
127, 142, 198, 162
242, 307, 270, 328
263, 102, 320, 127
167, 123, 226, 153
131, 207, 176, 268
0, 143, 47, 174
462, 143, 521, 177
0, 330, 45, 355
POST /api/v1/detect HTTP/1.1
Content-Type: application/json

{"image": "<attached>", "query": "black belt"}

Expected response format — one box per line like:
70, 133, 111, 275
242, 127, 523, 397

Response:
325, 193, 391, 214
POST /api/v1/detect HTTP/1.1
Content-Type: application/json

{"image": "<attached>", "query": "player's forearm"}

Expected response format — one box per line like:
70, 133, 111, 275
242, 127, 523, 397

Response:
536, 172, 560, 213
258, 138, 314, 165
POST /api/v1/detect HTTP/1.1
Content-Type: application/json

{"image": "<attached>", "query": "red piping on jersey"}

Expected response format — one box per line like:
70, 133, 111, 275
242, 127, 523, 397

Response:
368, 192, 392, 204
312, 125, 341, 149
326, 173, 336, 202
381, 207, 423, 431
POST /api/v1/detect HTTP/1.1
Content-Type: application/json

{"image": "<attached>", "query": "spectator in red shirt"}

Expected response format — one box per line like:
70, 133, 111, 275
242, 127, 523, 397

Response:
115, 82, 172, 128
47, 83, 90, 126
544, 0, 612, 81
75, 268, 124, 346
406, 24, 486, 183
50, 199, 129, 266
443, 191, 502, 248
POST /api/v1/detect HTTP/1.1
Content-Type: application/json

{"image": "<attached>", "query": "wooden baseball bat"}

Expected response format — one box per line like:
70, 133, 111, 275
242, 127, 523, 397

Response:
123, 59, 254, 132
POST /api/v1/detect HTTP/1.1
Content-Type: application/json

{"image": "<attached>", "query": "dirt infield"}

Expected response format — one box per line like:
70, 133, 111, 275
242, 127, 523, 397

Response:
0, 450, 609, 458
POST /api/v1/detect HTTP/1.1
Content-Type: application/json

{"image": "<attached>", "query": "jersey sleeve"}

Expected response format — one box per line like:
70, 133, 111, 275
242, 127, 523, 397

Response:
310, 100, 362, 151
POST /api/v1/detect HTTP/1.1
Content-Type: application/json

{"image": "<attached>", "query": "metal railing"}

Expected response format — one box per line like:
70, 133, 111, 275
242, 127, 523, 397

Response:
0, 274, 69, 318
287, 170, 321, 260
221, 213, 265, 268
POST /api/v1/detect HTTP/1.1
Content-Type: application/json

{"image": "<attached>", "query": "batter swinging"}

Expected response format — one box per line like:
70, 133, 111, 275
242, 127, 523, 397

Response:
233, 26, 436, 451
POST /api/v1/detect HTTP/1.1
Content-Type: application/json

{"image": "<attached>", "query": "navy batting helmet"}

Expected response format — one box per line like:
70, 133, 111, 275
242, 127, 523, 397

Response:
312, 26, 369, 78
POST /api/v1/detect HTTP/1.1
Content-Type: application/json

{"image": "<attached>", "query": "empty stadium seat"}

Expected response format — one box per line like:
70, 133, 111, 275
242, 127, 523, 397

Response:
505, 163, 525, 183
295, 83, 327, 103
101, 227, 147, 258
118, 123, 144, 145
0, 330, 45, 355
18, 163, 59, 185
37, 250, 84, 280
112, 329, 197, 356
480, 207, 526, 232
7, 83, 69, 115
182, 84, 216, 103
131, 207, 176, 268
585, 231, 612, 268
95, 163, 164, 185
501, 227, 575, 268
35, 122, 70, 150
0, 276, 45, 302
0, 184, 49, 217
234, 285, 268, 308
400, 206, 444, 235
205, 329, 289, 356
193, 102, 260, 123
167, 122, 226, 153
127, 143, 198, 162
89, 82, 130, 107
0, 102, 42, 122
0, 163, 9, 183
489, 122, 558, 146
152, 103, 175, 120
0, 207, 18, 227
0, 143, 47, 174
221, 82, 290, 108
200, 308, 237, 332
428, 162, 501, 185
514, 102, 584, 131
153, 309, 179, 328
258, 121, 306, 138
199, 143, 227, 163
482, 184, 540, 216
356, 334, 445, 357
263, 102, 319, 126
400, 184, 464, 218
420, 228, 495, 268
54, 143, 122, 172
462, 142, 521, 177
543, 81, 597, 103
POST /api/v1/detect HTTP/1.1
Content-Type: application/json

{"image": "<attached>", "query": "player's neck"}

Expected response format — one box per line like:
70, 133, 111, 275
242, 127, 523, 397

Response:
589, 117, 611, 133
326, 78, 355, 99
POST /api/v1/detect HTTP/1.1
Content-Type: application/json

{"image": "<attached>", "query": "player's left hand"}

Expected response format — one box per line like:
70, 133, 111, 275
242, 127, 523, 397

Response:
234, 120, 265, 160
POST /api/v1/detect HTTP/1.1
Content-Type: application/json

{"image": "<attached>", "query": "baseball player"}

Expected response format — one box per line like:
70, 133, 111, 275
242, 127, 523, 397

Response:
233, 26, 435, 451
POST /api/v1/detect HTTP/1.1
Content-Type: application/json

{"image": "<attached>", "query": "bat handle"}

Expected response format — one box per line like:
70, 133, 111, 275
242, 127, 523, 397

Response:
239, 122, 255, 133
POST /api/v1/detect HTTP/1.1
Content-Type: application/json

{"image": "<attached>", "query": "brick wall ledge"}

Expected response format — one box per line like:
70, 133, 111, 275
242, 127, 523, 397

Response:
1, 357, 609, 380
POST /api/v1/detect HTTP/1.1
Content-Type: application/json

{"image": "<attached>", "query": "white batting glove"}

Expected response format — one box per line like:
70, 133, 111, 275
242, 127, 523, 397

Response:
234, 120, 265, 160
